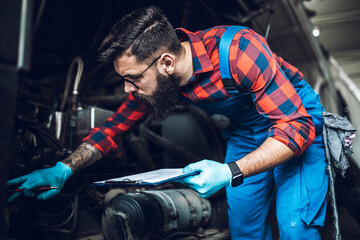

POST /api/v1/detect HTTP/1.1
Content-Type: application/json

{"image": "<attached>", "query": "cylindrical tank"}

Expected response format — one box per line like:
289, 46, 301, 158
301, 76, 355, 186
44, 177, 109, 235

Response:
102, 189, 211, 240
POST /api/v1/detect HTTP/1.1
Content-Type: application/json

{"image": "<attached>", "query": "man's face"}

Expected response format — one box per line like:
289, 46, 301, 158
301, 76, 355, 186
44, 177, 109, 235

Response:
114, 54, 182, 121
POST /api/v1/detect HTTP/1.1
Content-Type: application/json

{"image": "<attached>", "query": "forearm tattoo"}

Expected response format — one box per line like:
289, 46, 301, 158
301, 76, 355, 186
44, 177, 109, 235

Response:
61, 143, 103, 171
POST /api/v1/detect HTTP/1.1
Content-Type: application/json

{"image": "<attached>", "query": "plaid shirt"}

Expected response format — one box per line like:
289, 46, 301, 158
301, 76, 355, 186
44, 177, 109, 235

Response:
84, 25, 315, 157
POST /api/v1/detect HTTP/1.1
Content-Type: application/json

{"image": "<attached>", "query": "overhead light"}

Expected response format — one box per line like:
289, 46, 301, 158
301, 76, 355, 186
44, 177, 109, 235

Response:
312, 27, 320, 37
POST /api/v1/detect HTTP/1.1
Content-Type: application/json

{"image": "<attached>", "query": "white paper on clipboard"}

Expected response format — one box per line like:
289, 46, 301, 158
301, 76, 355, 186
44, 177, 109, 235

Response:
92, 168, 199, 186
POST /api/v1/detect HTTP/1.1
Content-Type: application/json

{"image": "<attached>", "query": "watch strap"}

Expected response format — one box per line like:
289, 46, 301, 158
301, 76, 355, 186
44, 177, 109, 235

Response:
227, 161, 244, 187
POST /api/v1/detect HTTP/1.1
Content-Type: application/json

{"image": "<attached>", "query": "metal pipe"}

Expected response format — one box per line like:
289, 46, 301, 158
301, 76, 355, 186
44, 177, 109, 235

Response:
71, 57, 84, 109
17, 0, 33, 71
59, 57, 84, 150
329, 56, 360, 104
60, 57, 84, 112
1, 1, 27, 238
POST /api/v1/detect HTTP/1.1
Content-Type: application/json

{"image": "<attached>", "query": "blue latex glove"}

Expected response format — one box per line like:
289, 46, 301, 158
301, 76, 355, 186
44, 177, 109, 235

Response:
7, 162, 73, 201
179, 159, 232, 198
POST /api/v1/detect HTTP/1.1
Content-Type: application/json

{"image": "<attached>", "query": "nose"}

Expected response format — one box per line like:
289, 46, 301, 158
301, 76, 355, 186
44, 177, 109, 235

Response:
124, 81, 138, 94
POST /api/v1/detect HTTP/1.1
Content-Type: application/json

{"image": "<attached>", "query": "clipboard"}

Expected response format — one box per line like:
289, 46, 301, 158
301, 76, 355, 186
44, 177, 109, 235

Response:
91, 168, 200, 186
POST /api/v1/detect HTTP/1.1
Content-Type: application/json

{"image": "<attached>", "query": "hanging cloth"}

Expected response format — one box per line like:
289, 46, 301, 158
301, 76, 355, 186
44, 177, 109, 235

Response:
322, 111, 356, 177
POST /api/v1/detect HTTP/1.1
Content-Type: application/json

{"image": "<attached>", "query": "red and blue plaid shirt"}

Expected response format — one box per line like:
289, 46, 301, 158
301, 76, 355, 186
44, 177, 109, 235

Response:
84, 26, 315, 157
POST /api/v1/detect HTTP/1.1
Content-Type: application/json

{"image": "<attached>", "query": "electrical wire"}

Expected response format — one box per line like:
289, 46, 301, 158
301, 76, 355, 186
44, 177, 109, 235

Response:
42, 198, 75, 229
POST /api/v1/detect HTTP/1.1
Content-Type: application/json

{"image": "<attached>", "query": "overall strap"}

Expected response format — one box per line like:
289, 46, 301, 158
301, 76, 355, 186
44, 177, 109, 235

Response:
219, 26, 248, 94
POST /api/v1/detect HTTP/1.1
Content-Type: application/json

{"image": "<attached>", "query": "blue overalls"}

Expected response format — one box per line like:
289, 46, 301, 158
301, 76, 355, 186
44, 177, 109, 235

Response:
191, 26, 328, 239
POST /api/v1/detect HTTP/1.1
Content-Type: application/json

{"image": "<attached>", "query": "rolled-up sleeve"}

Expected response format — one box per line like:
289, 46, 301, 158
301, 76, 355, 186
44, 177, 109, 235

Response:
229, 30, 315, 156
83, 93, 148, 156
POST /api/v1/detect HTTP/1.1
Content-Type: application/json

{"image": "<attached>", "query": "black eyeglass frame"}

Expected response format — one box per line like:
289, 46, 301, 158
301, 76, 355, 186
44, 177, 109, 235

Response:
122, 55, 161, 89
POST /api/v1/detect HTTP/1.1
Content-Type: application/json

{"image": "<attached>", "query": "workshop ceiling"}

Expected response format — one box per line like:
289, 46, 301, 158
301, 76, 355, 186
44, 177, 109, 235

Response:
304, 0, 360, 86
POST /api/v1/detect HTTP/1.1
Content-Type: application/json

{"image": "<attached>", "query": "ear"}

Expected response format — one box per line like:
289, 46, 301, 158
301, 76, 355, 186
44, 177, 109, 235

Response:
159, 53, 175, 75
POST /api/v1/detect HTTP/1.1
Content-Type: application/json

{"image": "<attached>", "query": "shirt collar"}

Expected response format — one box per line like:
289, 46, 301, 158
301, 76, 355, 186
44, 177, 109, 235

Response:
175, 28, 214, 79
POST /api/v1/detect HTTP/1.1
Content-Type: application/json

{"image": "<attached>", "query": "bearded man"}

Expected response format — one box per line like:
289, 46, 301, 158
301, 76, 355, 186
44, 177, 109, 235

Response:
8, 6, 328, 239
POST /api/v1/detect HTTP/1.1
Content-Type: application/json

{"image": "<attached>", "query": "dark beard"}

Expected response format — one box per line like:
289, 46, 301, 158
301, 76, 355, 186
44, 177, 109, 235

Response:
134, 70, 182, 121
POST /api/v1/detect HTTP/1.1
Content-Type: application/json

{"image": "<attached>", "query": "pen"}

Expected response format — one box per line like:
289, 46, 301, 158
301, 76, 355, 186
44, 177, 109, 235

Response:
7, 186, 58, 193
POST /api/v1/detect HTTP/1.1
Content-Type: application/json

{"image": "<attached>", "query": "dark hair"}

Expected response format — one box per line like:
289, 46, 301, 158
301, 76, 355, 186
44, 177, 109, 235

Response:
98, 6, 182, 63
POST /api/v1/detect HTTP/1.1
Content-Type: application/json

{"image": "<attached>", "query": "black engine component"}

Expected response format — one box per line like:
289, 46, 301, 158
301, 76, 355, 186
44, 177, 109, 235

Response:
102, 189, 212, 240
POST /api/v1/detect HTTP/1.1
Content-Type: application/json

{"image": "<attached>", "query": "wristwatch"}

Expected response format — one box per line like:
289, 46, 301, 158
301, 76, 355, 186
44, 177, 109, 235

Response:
227, 161, 244, 187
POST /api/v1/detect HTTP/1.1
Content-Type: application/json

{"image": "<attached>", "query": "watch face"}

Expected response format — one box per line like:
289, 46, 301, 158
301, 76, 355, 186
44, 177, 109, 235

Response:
231, 174, 243, 187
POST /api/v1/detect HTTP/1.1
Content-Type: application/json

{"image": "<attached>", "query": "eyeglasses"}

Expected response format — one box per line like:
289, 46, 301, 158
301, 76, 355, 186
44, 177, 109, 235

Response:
122, 55, 161, 89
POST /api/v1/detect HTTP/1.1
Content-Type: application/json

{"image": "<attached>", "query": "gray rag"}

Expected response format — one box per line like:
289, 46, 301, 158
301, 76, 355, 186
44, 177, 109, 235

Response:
322, 111, 357, 177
